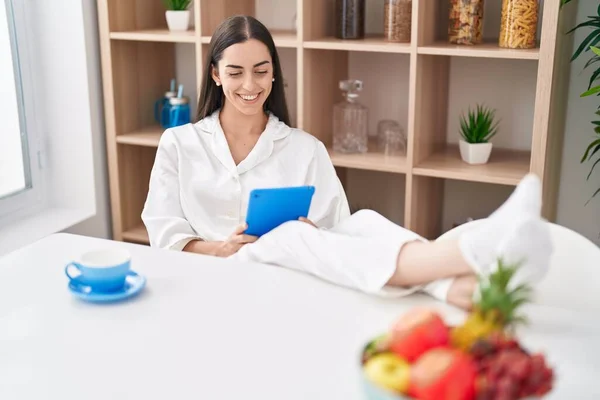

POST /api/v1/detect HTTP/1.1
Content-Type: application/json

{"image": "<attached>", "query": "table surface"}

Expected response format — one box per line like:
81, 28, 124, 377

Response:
1, 233, 599, 400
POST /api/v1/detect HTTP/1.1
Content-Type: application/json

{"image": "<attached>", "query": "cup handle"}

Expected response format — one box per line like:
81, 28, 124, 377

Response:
154, 99, 161, 123
65, 263, 81, 281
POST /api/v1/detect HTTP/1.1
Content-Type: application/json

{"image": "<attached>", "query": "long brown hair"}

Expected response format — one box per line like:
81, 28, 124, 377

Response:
196, 15, 291, 126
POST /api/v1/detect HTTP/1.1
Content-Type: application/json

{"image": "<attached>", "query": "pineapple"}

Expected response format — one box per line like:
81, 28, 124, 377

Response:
451, 258, 532, 352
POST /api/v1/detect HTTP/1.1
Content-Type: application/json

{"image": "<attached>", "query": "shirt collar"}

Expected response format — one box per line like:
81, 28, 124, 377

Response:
196, 109, 291, 175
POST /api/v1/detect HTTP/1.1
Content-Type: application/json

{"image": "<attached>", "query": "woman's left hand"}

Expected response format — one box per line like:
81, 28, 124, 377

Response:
299, 217, 317, 228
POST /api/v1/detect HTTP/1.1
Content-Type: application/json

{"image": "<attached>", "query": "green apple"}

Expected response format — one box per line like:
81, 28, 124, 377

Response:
363, 352, 411, 394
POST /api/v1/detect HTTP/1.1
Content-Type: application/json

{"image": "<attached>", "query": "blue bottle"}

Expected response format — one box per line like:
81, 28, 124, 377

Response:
154, 79, 176, 128
168, 97, 190, 128
167, 84, 191, 128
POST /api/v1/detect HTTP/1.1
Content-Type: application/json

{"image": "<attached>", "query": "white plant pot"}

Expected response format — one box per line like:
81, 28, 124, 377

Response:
459, 139, 493, 165
166, 10, 190, 32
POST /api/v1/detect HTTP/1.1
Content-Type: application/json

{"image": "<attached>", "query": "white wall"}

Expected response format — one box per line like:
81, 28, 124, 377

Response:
555, 1, 600, 246
62, 0, 111, 239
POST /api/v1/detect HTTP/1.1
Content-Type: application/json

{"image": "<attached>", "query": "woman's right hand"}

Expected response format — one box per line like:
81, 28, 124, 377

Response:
213, 223, 258, 257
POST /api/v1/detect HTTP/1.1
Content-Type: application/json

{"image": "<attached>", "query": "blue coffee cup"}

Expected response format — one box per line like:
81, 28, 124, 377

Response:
65, 248, 132, 293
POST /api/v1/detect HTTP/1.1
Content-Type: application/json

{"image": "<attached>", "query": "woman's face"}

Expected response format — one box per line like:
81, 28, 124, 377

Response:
212, 39, 273, 117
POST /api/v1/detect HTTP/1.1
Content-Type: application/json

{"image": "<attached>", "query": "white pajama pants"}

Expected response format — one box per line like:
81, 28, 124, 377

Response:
231, 210, 427, 297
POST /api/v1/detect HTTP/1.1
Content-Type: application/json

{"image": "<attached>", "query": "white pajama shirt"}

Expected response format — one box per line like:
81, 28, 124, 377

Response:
142, 110, 423, 297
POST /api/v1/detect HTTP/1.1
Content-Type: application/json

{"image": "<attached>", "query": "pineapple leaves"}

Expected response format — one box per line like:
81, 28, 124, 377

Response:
459, 104, 499, 144
476, 258, 531, 328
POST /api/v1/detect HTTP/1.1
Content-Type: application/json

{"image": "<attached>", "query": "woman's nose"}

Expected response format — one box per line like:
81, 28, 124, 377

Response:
242, 74, 257, 92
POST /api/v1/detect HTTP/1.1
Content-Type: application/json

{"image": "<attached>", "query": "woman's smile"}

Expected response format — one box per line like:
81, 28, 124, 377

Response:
237, 91, 262, 104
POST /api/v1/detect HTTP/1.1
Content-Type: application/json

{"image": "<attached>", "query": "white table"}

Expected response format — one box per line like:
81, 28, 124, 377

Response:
1, 233, 599, 399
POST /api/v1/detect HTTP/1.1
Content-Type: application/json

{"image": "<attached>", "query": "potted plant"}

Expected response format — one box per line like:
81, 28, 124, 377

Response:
458, 104, 499, 165
163, 0, 191, 32
562, 0, 600, 204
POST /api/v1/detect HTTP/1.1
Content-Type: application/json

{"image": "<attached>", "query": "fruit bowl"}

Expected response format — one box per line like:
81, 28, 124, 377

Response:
359, 308, 555, 400
359, 261, 555, 400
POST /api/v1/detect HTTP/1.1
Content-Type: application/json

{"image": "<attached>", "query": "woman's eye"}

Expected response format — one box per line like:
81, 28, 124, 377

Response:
228, 72, 242, 77
255, 70, 268, 75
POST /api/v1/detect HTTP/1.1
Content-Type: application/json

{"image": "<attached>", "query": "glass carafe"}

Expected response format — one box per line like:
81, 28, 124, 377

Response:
333, 80, 368, 154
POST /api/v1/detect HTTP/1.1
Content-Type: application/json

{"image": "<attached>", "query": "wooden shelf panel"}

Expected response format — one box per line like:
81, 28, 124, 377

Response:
328, 148, 408, 174
413, 146, 531, 185
122, 224, 150, 244
110, 29, 197, 43
116, 126, 162, 147
304, 36, 411, 53
201, 30, 298, 48
418, 42, 539, 60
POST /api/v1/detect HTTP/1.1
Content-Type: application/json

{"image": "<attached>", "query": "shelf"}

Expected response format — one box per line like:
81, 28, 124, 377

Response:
110, 29, 197, 43
304, 36, 411, 54
201, 30, 298, 48
328, 148, 408, 174
413, 146, 530, 185
116, 126, 162, 147
418, 42, 539, 60
122, 224, 150, 244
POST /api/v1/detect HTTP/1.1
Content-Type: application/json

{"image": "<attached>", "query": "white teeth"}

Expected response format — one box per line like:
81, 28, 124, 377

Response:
240, 94, 259, 101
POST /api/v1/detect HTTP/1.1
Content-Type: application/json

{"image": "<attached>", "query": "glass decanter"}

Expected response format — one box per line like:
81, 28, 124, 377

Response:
333, 79, 368, 154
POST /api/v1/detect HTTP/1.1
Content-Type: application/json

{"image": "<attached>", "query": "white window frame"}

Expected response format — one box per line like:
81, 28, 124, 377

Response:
0, 0, 46, 226
0, 0, 100, 256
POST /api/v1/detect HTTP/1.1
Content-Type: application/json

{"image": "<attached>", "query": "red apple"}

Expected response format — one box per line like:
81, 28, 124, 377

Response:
389, 308, 449, 362
409, 347, 477, 400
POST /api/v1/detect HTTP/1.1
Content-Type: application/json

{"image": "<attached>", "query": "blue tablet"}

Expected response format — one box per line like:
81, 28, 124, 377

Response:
245, 186, 315, 237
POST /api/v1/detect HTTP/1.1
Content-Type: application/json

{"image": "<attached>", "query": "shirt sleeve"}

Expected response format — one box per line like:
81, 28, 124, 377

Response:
141, 130, 204, 250
305, 141, 351, 229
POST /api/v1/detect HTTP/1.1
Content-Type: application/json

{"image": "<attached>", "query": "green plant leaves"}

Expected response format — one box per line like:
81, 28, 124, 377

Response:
459, 104, 499, 144
162, 0, 191, 11
566, 2, 600, 205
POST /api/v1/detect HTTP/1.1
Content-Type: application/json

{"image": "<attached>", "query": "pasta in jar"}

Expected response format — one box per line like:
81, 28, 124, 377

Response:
499, 0, 539, 49
448, 0, 484, 45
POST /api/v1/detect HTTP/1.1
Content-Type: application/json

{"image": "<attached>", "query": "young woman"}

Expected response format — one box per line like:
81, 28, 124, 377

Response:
142, 16, 552, 310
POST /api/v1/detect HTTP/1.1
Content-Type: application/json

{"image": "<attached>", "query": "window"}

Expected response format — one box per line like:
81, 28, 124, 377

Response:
0, 0, 99, 255
0, 0, 42, 223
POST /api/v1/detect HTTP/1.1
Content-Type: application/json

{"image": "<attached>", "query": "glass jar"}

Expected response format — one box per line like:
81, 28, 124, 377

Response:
335, 0, 366, 40
448, 0, 484, 45
168, 96, 191, 128
377, 120, 406, 155
384, 0, 412, 43
155, 90, 176, 129
499, 0, 539, 49
333, 80, 368, 154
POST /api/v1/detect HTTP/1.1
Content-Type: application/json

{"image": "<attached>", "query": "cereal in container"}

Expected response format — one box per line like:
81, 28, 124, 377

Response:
384, 0, 412, 43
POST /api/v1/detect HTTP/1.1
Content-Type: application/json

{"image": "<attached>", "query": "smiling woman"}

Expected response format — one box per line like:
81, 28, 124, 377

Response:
141, 15, 350, 256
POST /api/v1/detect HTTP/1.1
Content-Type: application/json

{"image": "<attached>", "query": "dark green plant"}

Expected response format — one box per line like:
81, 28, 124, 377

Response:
162, 0, 191, 11
459, 104, 499, 144
565, 2, 600, 203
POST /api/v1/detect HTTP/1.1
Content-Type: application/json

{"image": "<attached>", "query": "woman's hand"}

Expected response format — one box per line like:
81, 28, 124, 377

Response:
299, 217, 317, 228
213, 223, 258, 257
183, 223, 257, 257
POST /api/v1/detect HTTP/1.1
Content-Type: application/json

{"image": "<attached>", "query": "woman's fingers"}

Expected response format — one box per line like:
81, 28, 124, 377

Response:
232, 223, 248, 236
299, 217, 317, 228
231, 234, 258, 244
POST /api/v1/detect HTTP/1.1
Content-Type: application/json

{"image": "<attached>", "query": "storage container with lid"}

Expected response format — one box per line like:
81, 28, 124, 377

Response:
335, 0, 366, 39
384, 0, 412, 43
448, 0, 485, 45
499, 0, 539, 49
167, 84, 190, 128
333, 80, 368, 154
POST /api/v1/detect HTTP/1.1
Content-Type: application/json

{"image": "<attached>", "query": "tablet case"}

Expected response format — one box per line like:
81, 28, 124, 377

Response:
245, 186, 316, 237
